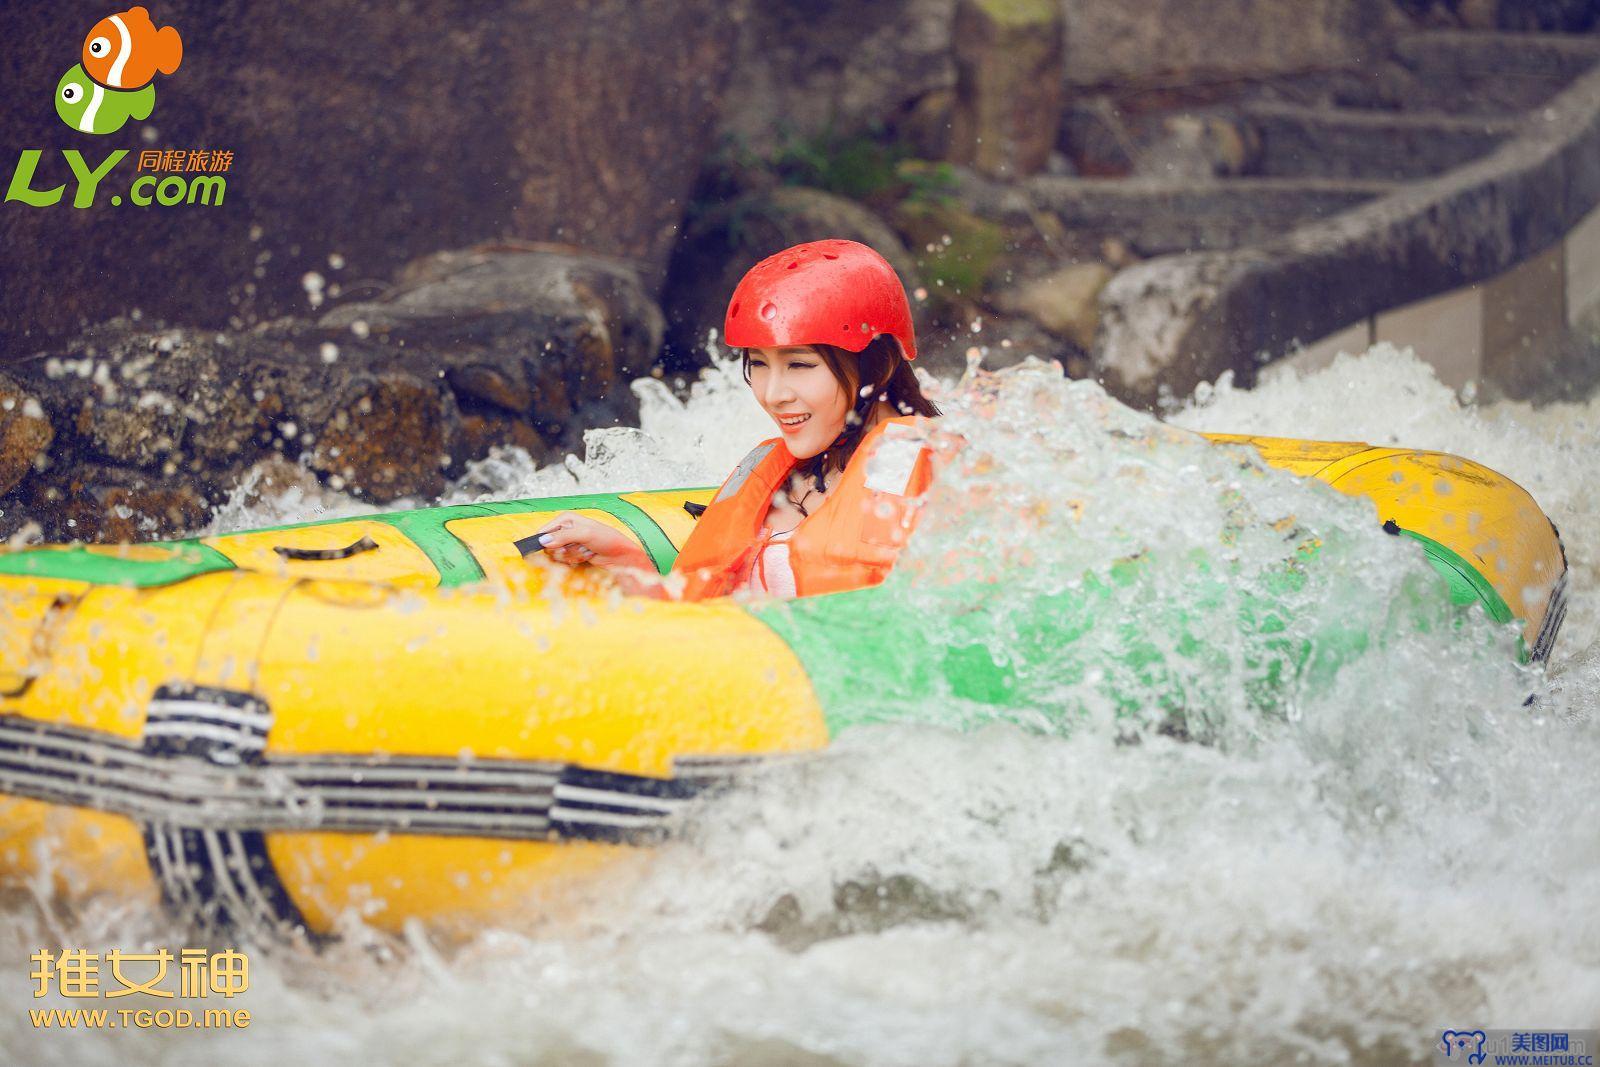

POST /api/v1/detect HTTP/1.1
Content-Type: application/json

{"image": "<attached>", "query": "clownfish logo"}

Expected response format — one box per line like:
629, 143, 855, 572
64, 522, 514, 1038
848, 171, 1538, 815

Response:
55, 6, 183, 136
5, 4, 228, 210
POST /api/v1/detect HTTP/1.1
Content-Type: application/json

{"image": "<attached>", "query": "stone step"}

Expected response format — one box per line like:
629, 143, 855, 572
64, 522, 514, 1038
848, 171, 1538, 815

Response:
1242, 102, 1517, 180
1389, 29, 1600, 114
1090, 52, 1600, 405
1020, 176, 1400, 255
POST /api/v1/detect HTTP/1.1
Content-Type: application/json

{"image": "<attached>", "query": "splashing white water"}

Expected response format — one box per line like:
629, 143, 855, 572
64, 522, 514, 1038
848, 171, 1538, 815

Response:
4, 344, 1596, 1066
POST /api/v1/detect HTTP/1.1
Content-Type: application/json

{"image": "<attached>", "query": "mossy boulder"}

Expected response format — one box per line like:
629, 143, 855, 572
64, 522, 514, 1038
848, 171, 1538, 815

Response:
891, 197, 1008, 320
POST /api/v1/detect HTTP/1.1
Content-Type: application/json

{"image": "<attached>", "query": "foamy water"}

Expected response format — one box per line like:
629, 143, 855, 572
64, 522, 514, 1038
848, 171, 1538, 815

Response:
2, 345, 1596, 1066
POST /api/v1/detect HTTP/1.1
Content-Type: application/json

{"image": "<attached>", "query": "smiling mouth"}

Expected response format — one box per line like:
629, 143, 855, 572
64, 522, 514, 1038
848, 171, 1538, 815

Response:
777, 414, 811, 427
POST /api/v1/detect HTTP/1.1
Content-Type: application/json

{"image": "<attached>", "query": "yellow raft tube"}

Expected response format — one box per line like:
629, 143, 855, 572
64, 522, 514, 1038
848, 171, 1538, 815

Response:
0, 434, 1568, 940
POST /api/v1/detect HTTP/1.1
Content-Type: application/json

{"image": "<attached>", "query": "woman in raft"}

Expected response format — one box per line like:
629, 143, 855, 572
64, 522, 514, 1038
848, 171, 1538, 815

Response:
535, 238, 945, 600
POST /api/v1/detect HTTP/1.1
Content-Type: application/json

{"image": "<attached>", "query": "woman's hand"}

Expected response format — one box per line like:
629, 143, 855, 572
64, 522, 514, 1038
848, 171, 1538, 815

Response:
532, 513, 655, 572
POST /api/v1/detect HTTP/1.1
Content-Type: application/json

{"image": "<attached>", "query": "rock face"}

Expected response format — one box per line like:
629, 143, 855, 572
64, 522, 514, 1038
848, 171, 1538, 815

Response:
994, 262, 1114, 348
0, 248, 664, 540
718, 0, 959, 154
0, 373, 52, 499
948, 0, 1066, 179
1061, 0, 1387, 88
325, 246, 665, 443
662, 187, 919, 365
1448, 0, 1600, 30
0, 0, 738, 359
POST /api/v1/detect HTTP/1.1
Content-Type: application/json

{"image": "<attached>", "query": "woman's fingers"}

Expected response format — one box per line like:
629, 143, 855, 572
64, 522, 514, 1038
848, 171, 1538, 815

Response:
531, 513, 612, 566
531, 514, 583, 554
527, 513, 651, 574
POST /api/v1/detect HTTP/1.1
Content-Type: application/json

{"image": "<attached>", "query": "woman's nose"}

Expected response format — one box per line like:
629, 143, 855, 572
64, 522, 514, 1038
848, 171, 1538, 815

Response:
762, 369, 795, 405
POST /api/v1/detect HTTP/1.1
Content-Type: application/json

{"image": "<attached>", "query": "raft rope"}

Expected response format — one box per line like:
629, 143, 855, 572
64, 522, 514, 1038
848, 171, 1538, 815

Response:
0, 685, 767, 938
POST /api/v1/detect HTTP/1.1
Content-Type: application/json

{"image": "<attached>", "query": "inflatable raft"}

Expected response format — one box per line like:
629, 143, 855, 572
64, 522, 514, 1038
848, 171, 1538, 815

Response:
0, 434, 1568, 939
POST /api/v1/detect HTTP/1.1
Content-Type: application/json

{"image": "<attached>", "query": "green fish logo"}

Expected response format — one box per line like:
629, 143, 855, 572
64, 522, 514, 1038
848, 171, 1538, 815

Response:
55, 63, 154, 135
54, 7, 183, 136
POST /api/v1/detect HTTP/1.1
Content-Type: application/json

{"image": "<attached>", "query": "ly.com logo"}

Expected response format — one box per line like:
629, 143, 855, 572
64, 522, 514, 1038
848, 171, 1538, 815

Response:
56, 6, 183, 135
8, 5, 230, 211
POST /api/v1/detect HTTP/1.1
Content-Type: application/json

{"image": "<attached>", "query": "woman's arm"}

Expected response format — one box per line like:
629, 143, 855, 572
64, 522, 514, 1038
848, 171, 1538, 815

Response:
531, 513, 670, 598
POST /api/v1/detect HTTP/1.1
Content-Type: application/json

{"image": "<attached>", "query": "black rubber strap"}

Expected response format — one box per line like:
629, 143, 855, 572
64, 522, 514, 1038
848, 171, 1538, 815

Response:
683, 501, 707, 519
273, 535, 379, 561
513, 533, 547, 557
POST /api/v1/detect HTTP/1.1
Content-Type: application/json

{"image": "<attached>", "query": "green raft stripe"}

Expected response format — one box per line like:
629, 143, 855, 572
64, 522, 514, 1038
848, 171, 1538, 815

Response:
387, 506, 494, 586
0, 487, 707, 590
0, 540, 235, 588
753, 525, 1528, 738
1397, 529, 1514, 624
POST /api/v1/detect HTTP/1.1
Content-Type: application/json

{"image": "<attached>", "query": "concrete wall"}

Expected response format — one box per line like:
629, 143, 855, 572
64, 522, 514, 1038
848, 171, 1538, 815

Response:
1273, 201, 1600, 395
1094, 52, 1600, 406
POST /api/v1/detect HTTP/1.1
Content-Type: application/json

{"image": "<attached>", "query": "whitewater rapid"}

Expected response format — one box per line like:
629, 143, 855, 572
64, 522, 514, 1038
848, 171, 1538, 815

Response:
2, 344, 1595, 1066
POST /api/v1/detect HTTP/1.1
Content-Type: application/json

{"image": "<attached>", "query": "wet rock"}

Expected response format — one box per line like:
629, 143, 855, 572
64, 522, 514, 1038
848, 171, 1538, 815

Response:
1388, 31, 1600, 115
326, 246, 664, 445
899, 89, 958, 161
1061, 100, 1258, 180
1471, 0, 1600, 30
1092, 251, 1246, 405
219, 456, 327, 515
25, 463, 210, 543
22, 322, 282, 480
0, 0, 739, 357
1060, 99, 1138, 177
456, 414, 550, 465
1062, 0, 1387, 90
342, 247, 657, 357
720, 0, 958, 154
302, 373, 457, 502
1242, 101, 1512, 182
1133, 114, 1257, 180
948, 0, 1066, 179
917, 313, 1081, 378
326, 247, 664, 398
5, 244, 670, 535
662, 187, 918, 365
0, 372, 52, 498
446, 366, 535, 416
993, 262, 1115, 349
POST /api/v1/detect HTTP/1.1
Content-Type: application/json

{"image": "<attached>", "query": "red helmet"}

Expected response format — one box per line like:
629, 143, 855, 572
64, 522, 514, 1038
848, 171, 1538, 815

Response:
724, 239, 917, 361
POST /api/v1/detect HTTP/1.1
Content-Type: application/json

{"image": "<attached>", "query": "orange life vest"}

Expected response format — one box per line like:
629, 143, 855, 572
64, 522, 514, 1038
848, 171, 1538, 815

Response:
672, 416, 940, 601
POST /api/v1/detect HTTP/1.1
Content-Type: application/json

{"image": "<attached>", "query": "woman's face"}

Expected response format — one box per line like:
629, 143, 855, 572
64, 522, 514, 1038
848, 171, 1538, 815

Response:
746, 346, 852, 460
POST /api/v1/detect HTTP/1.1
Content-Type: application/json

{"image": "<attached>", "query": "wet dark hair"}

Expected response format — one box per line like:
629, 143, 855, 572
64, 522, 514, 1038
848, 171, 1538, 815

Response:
741, 335, 941, 491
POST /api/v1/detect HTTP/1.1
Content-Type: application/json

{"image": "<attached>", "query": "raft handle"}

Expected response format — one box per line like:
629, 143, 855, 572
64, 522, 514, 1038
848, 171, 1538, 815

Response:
273, 535, 379, 562
684, 501, 707, 519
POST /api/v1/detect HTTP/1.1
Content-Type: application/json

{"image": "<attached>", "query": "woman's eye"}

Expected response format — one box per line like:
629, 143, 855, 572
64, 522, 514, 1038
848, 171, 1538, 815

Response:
790, 362, 815, 369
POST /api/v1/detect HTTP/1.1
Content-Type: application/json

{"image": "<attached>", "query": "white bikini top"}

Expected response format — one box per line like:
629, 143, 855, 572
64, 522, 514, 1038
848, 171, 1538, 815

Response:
741, 525, 797, 598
